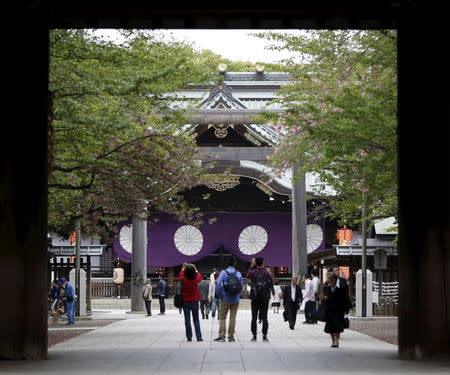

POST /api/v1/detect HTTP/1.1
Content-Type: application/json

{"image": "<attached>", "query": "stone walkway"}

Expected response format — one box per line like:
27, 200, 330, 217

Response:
1, 310, 449, 374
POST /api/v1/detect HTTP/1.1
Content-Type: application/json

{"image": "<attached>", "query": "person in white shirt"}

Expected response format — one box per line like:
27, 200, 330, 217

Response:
302, 274, 316, 324
270, 280, 283, 314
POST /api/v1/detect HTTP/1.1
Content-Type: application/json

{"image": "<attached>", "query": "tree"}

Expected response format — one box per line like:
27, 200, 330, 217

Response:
255, 30, 397, 225
48, 30, 214, 240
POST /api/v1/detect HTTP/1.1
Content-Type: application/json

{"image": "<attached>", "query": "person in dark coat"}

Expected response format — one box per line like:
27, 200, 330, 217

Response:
323, 272, 349, 348
282, 276, 303, 329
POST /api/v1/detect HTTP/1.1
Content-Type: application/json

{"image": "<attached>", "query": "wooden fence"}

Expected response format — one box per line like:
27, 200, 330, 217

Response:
91, 281, 132, 298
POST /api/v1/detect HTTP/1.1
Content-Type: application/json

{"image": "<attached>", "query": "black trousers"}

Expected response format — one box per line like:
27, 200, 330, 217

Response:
158, 296, 165, 313
251, 299, 269, 336
305, 300, 316, 323
285, 304, 298, 327
144, 300, 152, 316
200, 299, 210, 318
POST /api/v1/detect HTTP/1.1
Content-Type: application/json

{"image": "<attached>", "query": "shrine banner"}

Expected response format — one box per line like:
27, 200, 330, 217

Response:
113, 212, 325, 267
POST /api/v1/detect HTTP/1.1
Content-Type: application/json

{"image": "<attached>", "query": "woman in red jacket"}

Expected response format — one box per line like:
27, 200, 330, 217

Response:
178, 263, 203, 341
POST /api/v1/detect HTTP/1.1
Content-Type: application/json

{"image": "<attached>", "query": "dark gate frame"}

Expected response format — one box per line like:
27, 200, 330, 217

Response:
1, 1, 449, 361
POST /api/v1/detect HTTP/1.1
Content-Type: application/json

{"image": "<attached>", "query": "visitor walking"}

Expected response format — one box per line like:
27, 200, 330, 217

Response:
303, 274, 316, 324
328, 266, 353, 312
156, 275, 166, 315
209, 271, 221, 321
199, 274, 211, 319
214, 257, 243, 342
59, 277, 76, 325
282, 276, 303, 329
328, 266, 348, 288
178, 263, 203, 342
310, 269, 320, 324
246, 257, 274, 342
142, 278, 152, 317
323, 272, 349, 348
271, 280, 282, 314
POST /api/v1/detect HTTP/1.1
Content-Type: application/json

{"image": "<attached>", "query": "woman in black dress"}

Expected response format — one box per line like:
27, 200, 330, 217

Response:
323, 272, 348, 348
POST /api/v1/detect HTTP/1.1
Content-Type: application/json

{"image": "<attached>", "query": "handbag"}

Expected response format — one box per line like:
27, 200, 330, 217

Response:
311, 302, 327, 322
343, 316, 350, 329
174, 283, 184, 308
282, 310, 288, 322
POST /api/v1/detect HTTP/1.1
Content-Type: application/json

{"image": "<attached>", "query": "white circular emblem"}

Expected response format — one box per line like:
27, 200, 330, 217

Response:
238, 225, 268, 255
119, 225, 133, 254
307, 224, 324, 253
174, 225, 203, 256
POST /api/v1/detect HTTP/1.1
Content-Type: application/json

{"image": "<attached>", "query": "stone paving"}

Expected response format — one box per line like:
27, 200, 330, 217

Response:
1, 310, 449, 374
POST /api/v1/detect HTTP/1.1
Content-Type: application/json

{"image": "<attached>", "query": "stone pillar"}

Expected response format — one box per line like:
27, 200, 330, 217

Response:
69, 268, 86, 316
86, 256, 92, 314
356, 269, 373, 317
291, 165, 308, 276
130, 213, 147, 312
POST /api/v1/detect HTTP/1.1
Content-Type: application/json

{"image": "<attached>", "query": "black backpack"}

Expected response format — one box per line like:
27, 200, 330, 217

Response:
251, 271, 271, 301
223, 270, 242, 296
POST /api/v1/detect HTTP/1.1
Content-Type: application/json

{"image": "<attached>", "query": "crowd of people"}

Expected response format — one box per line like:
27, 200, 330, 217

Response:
49, 260, 351, 348
158, 258, 353, 348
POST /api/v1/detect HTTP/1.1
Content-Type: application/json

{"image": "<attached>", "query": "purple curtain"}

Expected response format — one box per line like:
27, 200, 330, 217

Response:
113, 212, 325, 267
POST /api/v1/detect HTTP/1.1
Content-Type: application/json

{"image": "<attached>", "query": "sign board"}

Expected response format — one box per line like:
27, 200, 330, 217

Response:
372, 291, 379, 303
374, 249, 388, 269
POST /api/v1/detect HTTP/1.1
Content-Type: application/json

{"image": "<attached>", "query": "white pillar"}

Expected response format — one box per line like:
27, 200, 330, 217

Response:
356, 269, 373, 317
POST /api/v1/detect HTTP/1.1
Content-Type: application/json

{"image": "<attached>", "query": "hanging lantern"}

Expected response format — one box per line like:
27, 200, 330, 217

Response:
69, 231, 76, 245
155, 266, 166, 276
276, 266, 288, 275
339, 266, 350, 279
336, 226, 353, 245
113, 268, 124, 284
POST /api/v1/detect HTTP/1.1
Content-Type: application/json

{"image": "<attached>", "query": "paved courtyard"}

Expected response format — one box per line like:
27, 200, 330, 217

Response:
1, 310, 449, 374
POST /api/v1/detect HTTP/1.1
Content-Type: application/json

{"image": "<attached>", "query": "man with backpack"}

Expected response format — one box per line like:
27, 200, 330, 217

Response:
214, 257, 243, 342
246, 257, 274, 342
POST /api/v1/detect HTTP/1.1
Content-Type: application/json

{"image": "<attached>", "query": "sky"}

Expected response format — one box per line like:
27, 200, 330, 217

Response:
95, 29, 306, 64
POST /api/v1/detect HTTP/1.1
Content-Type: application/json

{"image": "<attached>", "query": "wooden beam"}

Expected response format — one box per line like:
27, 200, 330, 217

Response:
197, 146, 272, 161
188, 109, 284, 125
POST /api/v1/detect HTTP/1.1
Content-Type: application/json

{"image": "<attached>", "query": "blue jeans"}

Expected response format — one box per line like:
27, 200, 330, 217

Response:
183, 301, 202, 340
66, 297, 77, 324
211, 298, 221, 319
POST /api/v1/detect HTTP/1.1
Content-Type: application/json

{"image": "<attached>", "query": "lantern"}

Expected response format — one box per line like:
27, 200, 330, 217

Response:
69, 231, 76, 245
276, 266, 288, 275
336, 226, 353, 245
155, 267, 166, 276
113, 268, 124, 284
339, 266, 350, 279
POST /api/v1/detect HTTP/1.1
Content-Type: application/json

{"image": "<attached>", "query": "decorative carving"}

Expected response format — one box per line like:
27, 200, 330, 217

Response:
306, 224, 324, 253
205, 175, 240, 191
238, 225, 268, 255
244, 132, 262, 146
119, 225, 133, 254
256, 182, 273, 196
174, 225, 203, 256
213, 124, 229, 138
